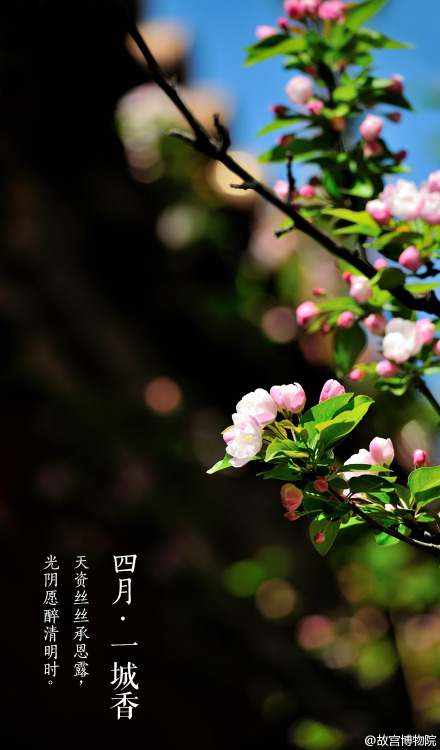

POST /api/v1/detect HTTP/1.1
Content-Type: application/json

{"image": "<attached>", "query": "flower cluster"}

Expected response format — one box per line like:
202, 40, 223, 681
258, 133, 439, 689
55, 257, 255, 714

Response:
367, 175, 440, 227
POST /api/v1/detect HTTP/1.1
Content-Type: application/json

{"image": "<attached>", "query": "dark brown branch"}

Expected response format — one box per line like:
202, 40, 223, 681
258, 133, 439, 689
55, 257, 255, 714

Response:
121, 10, 440, 318
351, 504, 440, 558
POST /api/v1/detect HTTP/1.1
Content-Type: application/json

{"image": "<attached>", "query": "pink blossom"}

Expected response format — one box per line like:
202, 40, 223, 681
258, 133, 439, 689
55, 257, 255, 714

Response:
234, 388, 277, 426
313, 477, 328, 493
307, 99, 325, 115
366, 199, 392, 226
434, 340, 440, 357
399, 245, 423, 272
341, 271, 352, 284
255, 25, 279, 40
269, 104, 289, 117
223, 426, 237, 444
376, 360, 399, 379
359, 114, 384, 142
312, 286, 326, 295
382, 318, 424, 363
419, 192, 440, 225
349, 275, 372, 304
285, 75, 314, 105
318, 1, 345, 22
281, 483, 303, 511
274, 179, 290, 201
413, 449, 428, 469
428, 171, 440, 193
363, 140, 384, 158
415, 318, 436, 345
314, 532, 326, 544
319, 379, 346, 402
349, 369, 365, 382
387, 112, 402, 123
284, 510, 300, 521
342, 449, 374, 481
270, 383, 306, 414
277, 17, 289, 29
374, 259, 388, 270
393, 149, 407, 163
369, 437, 394, 467
296, 300, 320, 326
381, 180, 422, 221
277, 134, 294, 147
284, 0, 306, 19
388, 74, 404, 95
225, 415, 262, 468
337, 311, 355, 328
364, 313, 387, 336
299, 184, 316, 199
303, 0, 322, 13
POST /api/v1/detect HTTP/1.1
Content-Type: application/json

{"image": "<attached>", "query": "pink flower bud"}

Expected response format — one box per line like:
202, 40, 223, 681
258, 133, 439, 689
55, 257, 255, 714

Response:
413, 449, 428, 469
394, 149, 407, 163
369, 437, 394, 467
255, 25, 279, 40
342, 270, 352, 284
376, 360, 399, 379
314, 531, 326, 544
281, 483, 304, 511
350, 276, 372, 304
274, 179, 290, 201
304, 65, 318, 78
319, 379, 346, 402
364, 313, 387, 336
296, 301, 319, 327
303, 0, 321, 14
388, 74, 404, 95
434, 340, 440, 357
270, 383, 307, 414
313, 477, 328, 493
419, 192, 440, 225
318, 1, 345, 22
284, 0, 306, 19
428, 171, 440, 193
363, 140, 384, 158
299, 184, 316, 199
277, 17, 289, 29
269, 104, 289, 117
399, 246, 423, 272
285, 75, 314, 105
384, 504, 395, 512
307, 99, 325, 116
331, 116, 346, 132
366, 199, 392, 226
387, 112, 402, 123
312, 286, 326, 296
284, 510, 300, 521
349, 369, 365, 381
415, 318, 436, 345
359, 114, 384, 142
337, 311, 355, 328
277, 134, 294, 147
374, 259, 388, 270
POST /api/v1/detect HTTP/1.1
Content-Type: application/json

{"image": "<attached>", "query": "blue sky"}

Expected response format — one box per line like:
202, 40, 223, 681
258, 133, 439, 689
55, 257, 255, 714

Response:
143, 0, 440, 185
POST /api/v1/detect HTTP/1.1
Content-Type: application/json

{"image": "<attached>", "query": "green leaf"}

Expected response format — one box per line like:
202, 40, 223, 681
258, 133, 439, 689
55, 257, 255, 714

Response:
300, 392, 354, 437
344, 0, 388, 31
323, 208, 379, 228
314, 395, 374, 449
256, 116, 306, 137
318, 297, 365, 315
348, 474, 387, 494
310, 518, 341, 555
265, 438, 308, 462
333, 224, 382, 237
408, 466, 440, 508
355, 29, 413, 50
374, 267, 406, 290
374, 530, 401, 546
259, 136, 329, 163
244, 35, 306, 67
334, 324, 367, 377
333, 83, 358, 102
303, 494, 347, 518
405, 282, 439, 294
340, 179, 375, 198
337, 463, 391, 473
261, 465, 302, 481
207, 454, 234, 474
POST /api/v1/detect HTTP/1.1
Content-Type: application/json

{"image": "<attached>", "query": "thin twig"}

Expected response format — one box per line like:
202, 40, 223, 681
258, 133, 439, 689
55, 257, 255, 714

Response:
351, 504, 440, 558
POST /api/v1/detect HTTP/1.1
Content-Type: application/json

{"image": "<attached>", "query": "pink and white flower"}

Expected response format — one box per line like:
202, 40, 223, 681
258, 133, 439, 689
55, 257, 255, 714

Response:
428, 171, 440, 193
285, 75, 314, 105
226, 415, 263, 468
296, 300, 320, 326
319, 379, 346, 402
366, 199, 392, 226
284, 0, 306, 19
318, 1, 345, 22
415, 318, 436, 345
234, 388, 277, 426
419, 191, 440, 225
359, 114, 384, 142
255, 25, 279, 40
349, 275, 372, 304
382, 318, 424, 363
307, 99, 325, 115
363, 313, 387, 336
376, 360, 399, 379
380, 180, 422, 221
369, 437, 394, 467
270, 383, 306, 414
337, 311, 355, 328
281, 483, 303, 511
413, 449, 428, 469
399, 245, 423, 272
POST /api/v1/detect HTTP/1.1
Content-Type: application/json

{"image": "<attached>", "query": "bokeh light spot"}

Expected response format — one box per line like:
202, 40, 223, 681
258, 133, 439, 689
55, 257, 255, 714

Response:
144, 376, 182, 415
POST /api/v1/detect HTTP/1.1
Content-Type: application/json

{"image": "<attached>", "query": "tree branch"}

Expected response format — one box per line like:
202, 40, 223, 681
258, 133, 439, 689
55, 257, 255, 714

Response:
351, 504, 440, 558
121, 9, 440, 316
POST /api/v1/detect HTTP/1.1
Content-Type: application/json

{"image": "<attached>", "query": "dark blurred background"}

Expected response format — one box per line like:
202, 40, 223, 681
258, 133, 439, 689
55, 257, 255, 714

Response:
1, 1, 440, 748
